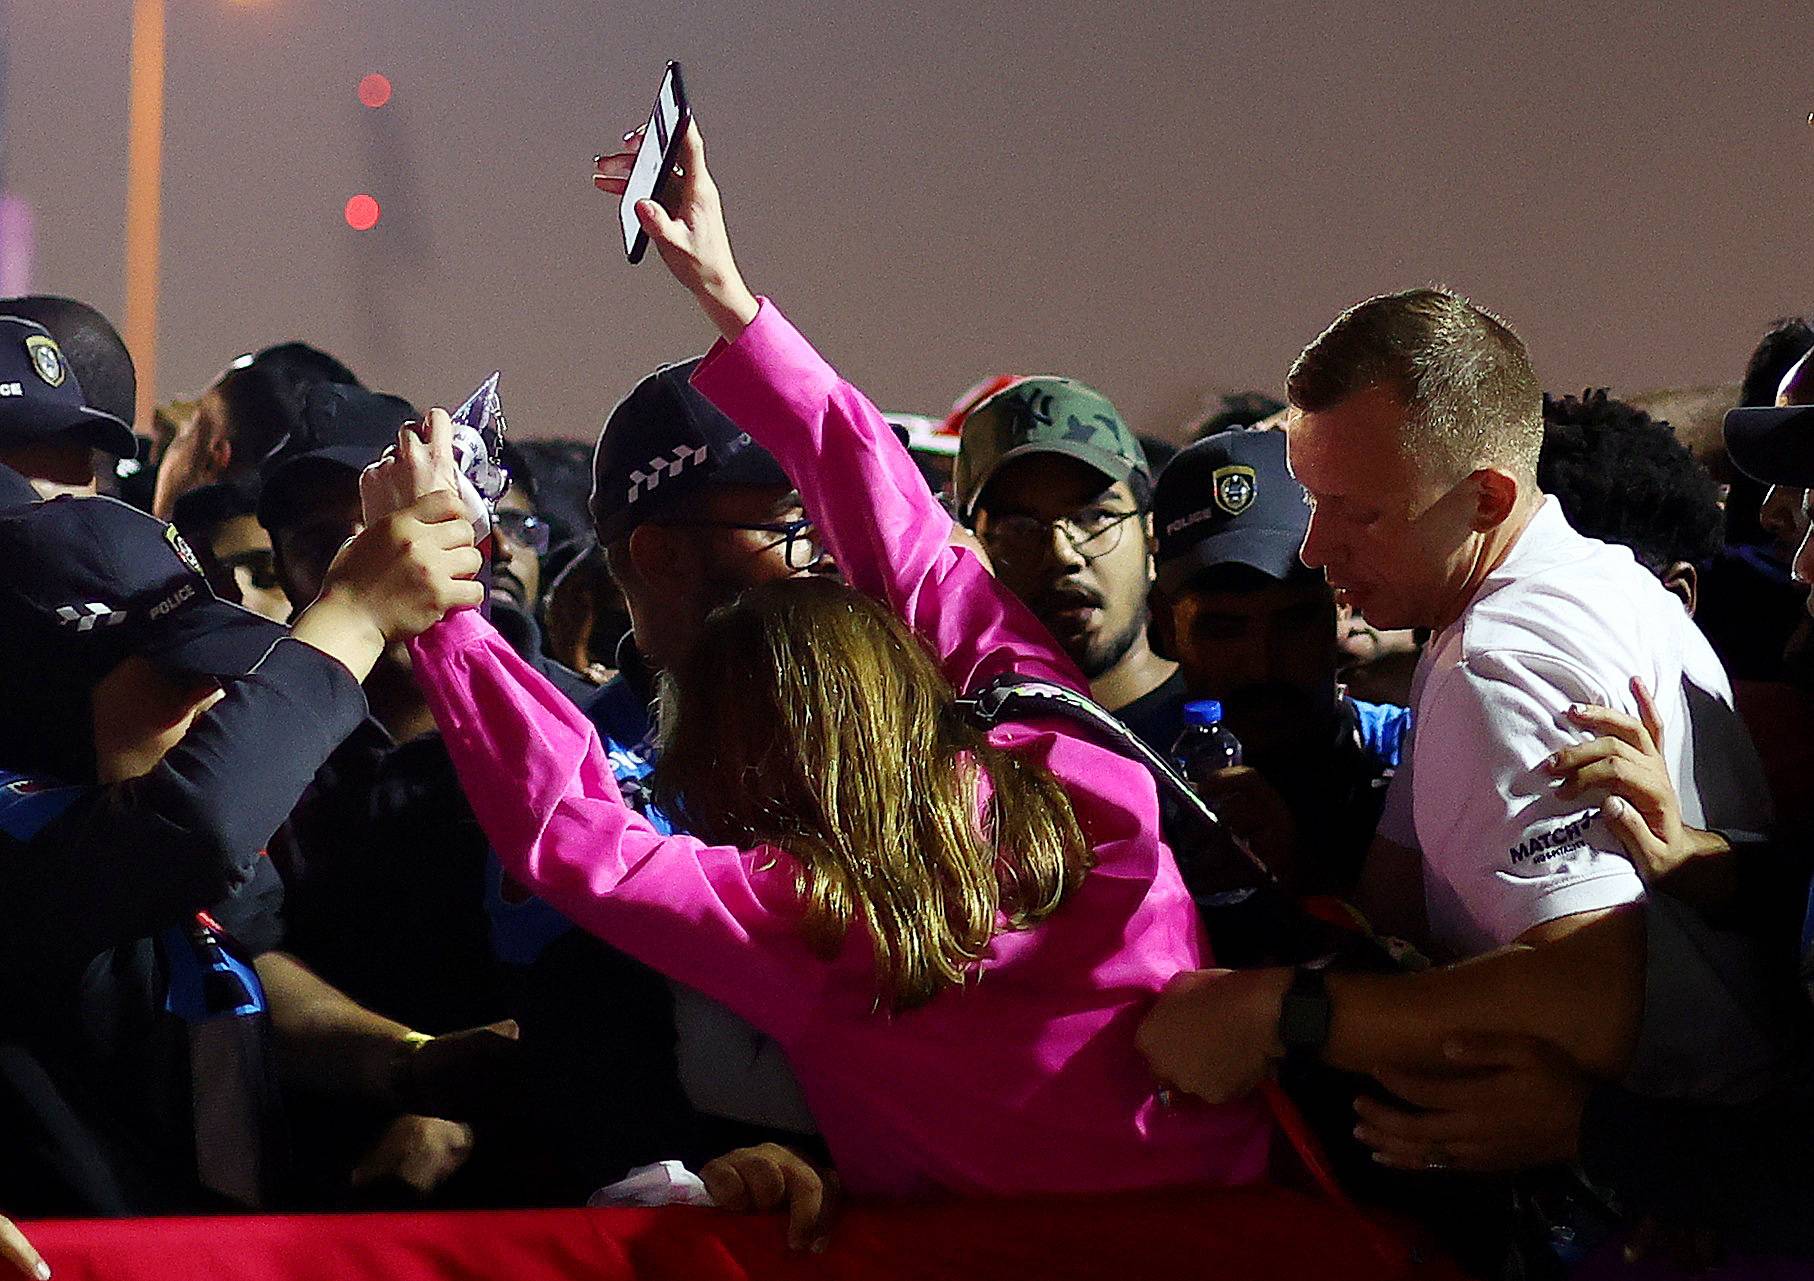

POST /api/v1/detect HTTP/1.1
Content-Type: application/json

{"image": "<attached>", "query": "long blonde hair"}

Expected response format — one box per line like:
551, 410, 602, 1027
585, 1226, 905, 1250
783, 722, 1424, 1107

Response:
654, 577, 1091, 1011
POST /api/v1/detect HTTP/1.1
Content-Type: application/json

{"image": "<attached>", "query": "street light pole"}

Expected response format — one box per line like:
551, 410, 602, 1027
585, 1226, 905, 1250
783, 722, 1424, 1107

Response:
123, 0, 166, 431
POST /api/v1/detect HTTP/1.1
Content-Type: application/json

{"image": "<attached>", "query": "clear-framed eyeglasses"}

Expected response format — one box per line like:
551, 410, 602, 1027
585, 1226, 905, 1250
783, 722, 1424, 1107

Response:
980, 506, 1141, 564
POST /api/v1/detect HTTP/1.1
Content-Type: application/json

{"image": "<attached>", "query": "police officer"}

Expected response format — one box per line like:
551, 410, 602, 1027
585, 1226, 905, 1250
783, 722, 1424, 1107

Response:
260, 382, 700, 1202
0, 315, 138, 502
0, 478, 500, 1214
1148, 429, 1407, 893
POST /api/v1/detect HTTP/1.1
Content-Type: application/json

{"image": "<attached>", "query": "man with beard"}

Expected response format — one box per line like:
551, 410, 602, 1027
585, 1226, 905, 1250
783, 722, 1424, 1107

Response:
955, 378, 1185, 752
1148, 428, 1404, 893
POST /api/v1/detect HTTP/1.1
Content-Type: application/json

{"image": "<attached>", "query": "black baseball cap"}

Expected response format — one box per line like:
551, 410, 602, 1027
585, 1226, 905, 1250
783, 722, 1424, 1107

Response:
1724, 403, 1814, 487
1152, 428, 1310, 595
0, 316, 137, 459
257, 381, 418, 530
589, 357, 790, 545
0, 495, 286, 780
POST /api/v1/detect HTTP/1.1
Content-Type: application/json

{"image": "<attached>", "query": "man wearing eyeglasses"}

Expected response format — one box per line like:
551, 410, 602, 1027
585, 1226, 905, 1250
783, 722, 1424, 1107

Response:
954, 377, 1186, 753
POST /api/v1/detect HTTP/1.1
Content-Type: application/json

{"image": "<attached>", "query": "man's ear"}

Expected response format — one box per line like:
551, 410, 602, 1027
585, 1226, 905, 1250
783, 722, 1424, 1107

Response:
626, 522, 694, 593
1469, 467, 1522, 531
1148, 583, 1177, 661
206, 429, 234, 478
1661, 561, 1698, 617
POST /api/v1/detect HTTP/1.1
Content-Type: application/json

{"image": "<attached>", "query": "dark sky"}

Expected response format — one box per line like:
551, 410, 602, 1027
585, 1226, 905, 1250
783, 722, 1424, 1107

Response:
3, 0, 1810, 440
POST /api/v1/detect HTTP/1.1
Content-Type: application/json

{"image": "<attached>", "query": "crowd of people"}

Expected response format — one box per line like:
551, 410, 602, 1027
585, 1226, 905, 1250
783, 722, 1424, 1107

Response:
0, 115, 1810, 1281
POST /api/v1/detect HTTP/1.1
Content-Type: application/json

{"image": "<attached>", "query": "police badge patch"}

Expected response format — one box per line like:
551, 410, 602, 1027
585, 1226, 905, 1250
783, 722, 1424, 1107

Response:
165, 524, 207, 578
24, 335, 66, 388
1212, 465, 1257, 516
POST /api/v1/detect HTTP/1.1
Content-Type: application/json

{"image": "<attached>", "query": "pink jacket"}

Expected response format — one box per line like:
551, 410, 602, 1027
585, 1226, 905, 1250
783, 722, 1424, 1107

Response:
410, 301, 1273, 1197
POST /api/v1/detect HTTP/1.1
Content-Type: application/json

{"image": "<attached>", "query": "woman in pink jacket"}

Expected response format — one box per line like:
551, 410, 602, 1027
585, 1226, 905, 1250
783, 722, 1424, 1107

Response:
367, 119, 1272, 1200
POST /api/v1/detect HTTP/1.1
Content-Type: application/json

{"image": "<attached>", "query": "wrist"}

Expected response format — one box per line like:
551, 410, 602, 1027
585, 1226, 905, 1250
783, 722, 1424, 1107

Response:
697, 275, 759, 340
293, 589, 387, 682
1274, 965, 1332, 1063
1250, 967, 1294, 1062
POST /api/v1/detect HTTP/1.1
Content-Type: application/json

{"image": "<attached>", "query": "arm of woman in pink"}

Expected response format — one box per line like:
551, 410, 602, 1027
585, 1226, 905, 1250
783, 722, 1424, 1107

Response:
609, 123, 1083, 700
362, 415, 814, 1035
410, 610, 812, 1035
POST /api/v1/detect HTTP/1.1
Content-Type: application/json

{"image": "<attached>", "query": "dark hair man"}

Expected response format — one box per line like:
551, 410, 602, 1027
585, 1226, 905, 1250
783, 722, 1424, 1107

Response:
1139, 290, 1775, 1230
953, 378, 1185, 752
1148, 429, 1404, 892
0, 316, 137, 501
1539, 389, 1724, 615
0, 487, 496, 1213
170, 482, 291, 622
586, 359, 828, 1149
1699, 317, 1814, 681
152, 342, 361, 520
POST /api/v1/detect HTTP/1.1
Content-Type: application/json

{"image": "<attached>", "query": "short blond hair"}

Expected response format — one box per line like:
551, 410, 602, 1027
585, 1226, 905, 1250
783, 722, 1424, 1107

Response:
1288, 287, 1543, 480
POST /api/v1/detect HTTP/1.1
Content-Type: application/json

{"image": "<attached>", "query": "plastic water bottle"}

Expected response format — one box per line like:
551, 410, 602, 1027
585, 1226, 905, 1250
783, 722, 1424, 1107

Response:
1171, 699, 1244, 789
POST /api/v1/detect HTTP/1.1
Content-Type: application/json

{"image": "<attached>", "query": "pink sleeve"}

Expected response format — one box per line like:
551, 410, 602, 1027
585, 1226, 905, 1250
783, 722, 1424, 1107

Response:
409, 610, 814, 1037
690, 300, 1086, 697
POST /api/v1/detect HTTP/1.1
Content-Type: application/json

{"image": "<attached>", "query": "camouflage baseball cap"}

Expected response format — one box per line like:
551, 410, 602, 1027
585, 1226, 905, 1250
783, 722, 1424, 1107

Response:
953, 376, 1150, 523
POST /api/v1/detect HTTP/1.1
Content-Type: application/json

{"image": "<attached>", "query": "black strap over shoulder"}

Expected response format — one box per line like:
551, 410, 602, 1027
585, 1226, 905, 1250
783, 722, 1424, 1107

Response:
956, 673, 1281, 893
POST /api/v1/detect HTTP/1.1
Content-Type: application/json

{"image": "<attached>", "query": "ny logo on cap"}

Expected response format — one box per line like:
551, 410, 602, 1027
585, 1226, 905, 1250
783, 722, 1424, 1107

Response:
55, 602, 127, 632
626, 443, 710, 504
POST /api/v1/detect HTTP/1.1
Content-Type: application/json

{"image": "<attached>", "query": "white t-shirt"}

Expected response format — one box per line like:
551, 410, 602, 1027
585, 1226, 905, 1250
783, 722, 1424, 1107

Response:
1378, 497, 1770, 959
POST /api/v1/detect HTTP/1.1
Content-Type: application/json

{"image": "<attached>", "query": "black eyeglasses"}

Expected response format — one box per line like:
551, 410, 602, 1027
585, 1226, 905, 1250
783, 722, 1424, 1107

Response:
658, 517, 827, 571
980, 507, 1140, 564
494, 510, 552, 555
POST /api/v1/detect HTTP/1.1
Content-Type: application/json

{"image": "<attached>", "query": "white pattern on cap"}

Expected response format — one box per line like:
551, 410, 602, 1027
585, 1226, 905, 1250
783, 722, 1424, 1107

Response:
626, 443, 710, 504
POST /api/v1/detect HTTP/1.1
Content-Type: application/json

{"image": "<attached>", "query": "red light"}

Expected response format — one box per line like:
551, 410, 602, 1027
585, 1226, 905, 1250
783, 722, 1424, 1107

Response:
344, 194, 381, 231
358, 73, 392, 109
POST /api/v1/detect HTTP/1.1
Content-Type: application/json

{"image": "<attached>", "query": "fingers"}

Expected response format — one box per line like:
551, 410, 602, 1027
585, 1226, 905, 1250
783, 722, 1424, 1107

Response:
1562, 702, 1652, 753
1353, 1091, 1482, 1145
780, 1160, 828, 1252
635, 198, 686, 248
0, 1218, 48, 1281
1598, 793, 1669, 870
1630, 676, 1666, 754
699, 1156, 751, 1211
422, 408, 456, 474
676, 115, 707, 176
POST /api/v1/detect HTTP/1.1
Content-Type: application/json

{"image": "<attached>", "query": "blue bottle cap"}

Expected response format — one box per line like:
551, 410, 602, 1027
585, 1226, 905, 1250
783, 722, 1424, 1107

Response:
1181, 699, 1224, 728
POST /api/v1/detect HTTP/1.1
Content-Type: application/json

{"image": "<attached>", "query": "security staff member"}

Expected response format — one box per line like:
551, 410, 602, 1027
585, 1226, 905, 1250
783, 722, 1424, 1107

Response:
1148, 428, 1407, 893
0, 480, 502, 1214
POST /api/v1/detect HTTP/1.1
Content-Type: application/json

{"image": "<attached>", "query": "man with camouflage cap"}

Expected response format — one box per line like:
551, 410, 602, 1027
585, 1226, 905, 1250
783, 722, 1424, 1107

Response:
955, 377, 1185, 751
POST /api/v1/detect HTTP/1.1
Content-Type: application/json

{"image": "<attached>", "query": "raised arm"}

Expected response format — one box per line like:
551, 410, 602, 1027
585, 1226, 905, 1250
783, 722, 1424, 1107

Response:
596, 121, 1083, 696
358, 419, 814, 1030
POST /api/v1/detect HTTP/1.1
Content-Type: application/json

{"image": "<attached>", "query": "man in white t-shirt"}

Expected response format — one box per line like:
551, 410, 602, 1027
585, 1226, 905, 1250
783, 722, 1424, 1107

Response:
1139, 287, 1772, 1120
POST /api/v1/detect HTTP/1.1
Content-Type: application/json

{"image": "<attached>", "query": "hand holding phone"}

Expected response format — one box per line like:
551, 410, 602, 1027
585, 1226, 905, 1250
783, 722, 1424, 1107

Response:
592, 69, 758, 340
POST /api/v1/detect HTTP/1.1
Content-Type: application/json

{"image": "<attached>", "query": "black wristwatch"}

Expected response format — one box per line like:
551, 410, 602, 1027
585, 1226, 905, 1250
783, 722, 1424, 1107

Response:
1277, 965, 1333, 1062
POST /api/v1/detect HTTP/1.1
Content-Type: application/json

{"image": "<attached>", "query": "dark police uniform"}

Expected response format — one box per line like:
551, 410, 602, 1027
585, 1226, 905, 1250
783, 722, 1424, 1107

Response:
0, 494, 366, 1214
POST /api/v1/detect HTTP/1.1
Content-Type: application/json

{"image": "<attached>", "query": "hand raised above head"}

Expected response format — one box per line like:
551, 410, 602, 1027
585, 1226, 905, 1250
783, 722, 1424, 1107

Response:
593, 119, 759, 341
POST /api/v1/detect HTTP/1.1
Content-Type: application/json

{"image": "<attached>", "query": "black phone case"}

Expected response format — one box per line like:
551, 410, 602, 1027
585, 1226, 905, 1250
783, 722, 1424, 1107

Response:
627, 61, 691, 265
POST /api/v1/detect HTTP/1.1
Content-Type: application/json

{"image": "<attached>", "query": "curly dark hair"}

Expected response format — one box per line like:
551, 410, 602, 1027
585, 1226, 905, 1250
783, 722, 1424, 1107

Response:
1540, 389, 1723, 575
1740, 317, 1814, 409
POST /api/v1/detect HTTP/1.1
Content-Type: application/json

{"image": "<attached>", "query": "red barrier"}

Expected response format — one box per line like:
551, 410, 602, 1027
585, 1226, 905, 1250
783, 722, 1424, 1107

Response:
21, 1188, 1468, 1281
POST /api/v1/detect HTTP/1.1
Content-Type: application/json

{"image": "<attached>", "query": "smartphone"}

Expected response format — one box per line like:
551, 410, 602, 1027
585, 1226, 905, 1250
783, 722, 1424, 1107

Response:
621, 62, 691, 264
